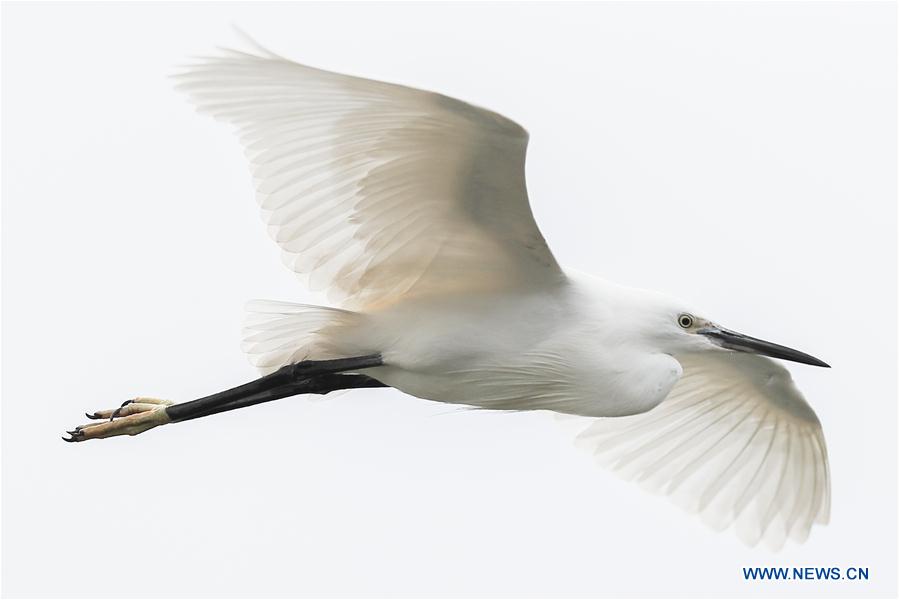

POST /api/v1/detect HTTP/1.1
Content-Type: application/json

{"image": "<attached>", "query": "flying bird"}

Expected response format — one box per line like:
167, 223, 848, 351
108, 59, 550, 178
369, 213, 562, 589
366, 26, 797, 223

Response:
63, 38, 831, 550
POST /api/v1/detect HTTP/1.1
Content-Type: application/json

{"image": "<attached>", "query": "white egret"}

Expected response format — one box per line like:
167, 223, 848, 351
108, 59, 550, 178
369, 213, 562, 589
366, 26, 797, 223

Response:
64, 39, 831, 550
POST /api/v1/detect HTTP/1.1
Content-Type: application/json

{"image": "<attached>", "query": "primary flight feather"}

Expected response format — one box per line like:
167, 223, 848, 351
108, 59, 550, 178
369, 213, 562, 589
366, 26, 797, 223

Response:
176, 44, 560, 309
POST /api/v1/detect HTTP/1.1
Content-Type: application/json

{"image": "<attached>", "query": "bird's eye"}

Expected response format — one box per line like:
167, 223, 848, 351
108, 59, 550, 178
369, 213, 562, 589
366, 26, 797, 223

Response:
677, 313, 694, 329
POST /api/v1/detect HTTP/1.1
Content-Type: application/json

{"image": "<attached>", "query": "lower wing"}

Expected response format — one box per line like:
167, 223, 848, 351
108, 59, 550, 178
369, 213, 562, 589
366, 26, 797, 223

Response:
575, 352, 829, 550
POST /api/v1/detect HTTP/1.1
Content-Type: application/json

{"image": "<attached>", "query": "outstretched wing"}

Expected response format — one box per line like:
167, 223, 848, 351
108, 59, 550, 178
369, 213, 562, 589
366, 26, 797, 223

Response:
576, 352, 830, 550
175, 44, 563, 309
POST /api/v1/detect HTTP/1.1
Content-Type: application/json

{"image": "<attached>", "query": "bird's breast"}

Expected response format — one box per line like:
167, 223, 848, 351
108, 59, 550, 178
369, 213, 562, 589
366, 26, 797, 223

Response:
355, 292, 683, 418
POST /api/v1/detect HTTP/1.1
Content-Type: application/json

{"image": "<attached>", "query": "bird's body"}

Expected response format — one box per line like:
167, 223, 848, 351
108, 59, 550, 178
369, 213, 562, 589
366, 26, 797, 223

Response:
260, 270, 683, 418
65, 36, 831, 550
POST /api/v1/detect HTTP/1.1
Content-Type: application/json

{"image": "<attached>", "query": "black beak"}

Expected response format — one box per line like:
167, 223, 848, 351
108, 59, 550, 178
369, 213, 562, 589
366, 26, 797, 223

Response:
698, 326, 830, 368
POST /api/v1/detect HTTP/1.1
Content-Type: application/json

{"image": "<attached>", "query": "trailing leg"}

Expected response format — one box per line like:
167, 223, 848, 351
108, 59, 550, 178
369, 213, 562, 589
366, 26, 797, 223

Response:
63, 356, 386, 442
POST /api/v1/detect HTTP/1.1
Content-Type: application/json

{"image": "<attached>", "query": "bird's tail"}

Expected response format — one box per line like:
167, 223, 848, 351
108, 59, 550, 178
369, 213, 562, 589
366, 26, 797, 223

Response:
241, 300, 367, 375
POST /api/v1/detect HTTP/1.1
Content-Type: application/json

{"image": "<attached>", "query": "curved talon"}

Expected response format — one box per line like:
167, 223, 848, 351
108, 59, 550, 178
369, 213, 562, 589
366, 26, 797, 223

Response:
66, 429, 79, 436
110, 400, 135, 421
62, 431, 83, 442
86, 412, 100, 420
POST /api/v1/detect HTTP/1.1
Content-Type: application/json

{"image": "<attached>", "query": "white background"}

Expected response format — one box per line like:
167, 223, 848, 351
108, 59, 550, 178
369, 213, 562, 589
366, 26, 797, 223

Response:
2, 2, 896, 598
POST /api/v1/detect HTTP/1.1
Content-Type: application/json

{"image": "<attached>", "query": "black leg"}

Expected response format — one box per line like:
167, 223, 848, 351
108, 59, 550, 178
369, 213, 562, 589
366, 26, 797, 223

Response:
168, 374, 387, 422
165, 355, 384, 422
63, 355, 386, 442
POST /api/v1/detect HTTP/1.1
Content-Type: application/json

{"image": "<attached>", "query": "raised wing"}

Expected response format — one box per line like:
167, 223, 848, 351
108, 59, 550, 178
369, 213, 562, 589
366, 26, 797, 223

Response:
175, 44, 563, 309
576, 352, 830, 550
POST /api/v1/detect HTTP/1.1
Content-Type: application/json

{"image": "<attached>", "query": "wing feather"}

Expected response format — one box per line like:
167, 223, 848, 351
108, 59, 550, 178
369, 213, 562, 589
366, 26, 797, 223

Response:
175, 45, 563, 308
575, 352, 829, 550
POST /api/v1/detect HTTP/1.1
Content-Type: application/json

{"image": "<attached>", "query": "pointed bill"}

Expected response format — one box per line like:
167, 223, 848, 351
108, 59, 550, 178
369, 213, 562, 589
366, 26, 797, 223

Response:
698, 327, 830, 368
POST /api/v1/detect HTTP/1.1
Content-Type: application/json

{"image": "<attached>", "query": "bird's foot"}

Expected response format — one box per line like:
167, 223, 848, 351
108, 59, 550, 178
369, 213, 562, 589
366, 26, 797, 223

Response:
63, 397, 174, 442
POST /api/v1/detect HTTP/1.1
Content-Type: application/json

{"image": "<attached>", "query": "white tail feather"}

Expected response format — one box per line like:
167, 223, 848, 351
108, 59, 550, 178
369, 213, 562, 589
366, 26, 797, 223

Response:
242, 300, 363, 375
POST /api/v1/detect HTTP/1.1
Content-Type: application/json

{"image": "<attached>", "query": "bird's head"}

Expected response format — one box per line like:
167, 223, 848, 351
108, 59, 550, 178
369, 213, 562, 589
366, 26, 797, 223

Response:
576, 275, 831, 368
652, 308, 830, 368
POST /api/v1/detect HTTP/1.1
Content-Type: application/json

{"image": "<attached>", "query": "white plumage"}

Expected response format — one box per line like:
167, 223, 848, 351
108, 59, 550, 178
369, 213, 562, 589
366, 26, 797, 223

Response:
175, 44, 560, 310
577, 352, 829, 549
174, 40, 830, 550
